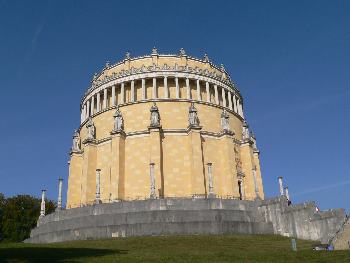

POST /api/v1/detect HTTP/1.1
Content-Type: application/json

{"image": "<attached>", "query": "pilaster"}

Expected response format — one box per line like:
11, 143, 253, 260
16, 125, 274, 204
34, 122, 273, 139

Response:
240, 140, 257, 200
110, 131, 126, 200
188, 126, 205, 196
253, 151, 265, 199
67, 152, 83, 208
81, 141, 97, 205
219, 133, 239, 197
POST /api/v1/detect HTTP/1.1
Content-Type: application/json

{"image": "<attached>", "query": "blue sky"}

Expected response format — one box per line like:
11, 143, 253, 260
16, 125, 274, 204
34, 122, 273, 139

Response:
0, 0, 349, 212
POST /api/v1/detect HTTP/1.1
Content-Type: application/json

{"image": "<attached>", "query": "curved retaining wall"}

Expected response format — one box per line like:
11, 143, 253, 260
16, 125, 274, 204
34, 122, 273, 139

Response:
25, 198, 272, 243
25, 197, 347, 244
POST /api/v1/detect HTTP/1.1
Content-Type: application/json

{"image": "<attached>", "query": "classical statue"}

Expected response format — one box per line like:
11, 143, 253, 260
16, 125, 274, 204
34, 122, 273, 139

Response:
113, 106, 124, 132
220, 109, 230, 132
150, 103, 160, 127
203, 53, 209, 62
86, 117, 96, 140
220, 63, 225, 72
151, 47, 158, 55
242, 120, 250, 140
179, 48, 186, 56
72, 130, 81, 152
188, 102, 200, 127
125, 51, 130, 60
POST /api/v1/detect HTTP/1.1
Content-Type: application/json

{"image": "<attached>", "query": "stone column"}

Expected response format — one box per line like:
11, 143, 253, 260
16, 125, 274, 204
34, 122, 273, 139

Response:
83, 104, 86, 121
163, 76, 168, 98
80, 107, 84, 123
228, 91, 233, 110
131, 80, 135, 102
103, 89, 107, 109
86, 101, 90, 118
252, 167, 260, 199
96, 92, 101, 112
90, 96, 94, 115
95, 169, 101, 203
121, 83, 125, 104
112, 85, 116, 106
206, 82, 210, 102
149, 163, 156, 199
233, 95, 237, 113
196, 79, 201, 100
57, 178, 63, 211
175, 77, 180, 99
40, 189, 46, 217
222, 87, 226, 107
142, 78, 146, 100
278, 176, 284, 196
207, 163, 214, 197
152, 78, 157, 99
285, 186, 290, 201
214, 85, 219, 105
186, 78, 191, 99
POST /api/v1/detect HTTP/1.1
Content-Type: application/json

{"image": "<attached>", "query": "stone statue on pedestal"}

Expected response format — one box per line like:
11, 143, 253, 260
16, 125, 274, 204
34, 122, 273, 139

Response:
71, 130, 81, 152
112, 106, 124, 132
150, 103, 160, 127
151, 47, 158, 55
242, 120, 250, 141
220, 109, 230, 132
188, 102, 200, 127
179, 48, 186, 56
86, 117, 96, 140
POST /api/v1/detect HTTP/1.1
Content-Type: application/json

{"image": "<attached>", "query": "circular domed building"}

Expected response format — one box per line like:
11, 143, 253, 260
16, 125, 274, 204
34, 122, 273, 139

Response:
67, 48, 264, 208
26, 49, 348, 244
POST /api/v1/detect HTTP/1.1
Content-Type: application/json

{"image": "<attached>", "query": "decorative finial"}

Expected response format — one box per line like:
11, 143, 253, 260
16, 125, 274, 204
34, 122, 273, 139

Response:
125, 51, 131, 60
179, 48, 186, 56
151, 47, 158, 55
204, 53, 209, 62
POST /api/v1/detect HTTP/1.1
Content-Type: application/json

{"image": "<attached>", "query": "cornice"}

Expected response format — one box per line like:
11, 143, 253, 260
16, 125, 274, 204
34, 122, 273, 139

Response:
80, 128, 242, 149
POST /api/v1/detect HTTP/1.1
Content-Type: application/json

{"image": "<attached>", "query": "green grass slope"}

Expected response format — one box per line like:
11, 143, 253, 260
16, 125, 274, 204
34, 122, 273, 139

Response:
0, 235, 349, 263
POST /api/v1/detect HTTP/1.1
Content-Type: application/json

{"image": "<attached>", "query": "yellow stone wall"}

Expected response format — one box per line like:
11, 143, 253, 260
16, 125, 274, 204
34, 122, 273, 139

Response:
67, 53, 263, 208
67, 100, 265, 208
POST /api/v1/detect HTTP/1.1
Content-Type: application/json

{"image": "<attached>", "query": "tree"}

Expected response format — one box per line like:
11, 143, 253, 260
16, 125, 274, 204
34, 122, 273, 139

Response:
1, 195, 56, 242
0, 193, 6, 241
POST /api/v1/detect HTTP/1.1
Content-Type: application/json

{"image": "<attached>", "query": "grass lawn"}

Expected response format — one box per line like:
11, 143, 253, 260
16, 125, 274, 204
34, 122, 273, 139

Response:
0, 234, 349, 263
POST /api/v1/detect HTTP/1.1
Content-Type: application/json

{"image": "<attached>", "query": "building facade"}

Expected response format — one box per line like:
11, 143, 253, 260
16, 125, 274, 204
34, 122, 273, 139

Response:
67, 48, 264, 208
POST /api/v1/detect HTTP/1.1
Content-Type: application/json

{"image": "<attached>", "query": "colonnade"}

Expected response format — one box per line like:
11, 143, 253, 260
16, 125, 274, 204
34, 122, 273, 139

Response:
80, 75, 244, 123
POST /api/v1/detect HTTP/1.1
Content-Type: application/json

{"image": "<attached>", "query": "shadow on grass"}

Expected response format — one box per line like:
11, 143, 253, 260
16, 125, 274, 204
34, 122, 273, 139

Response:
0, 247, 126, 263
